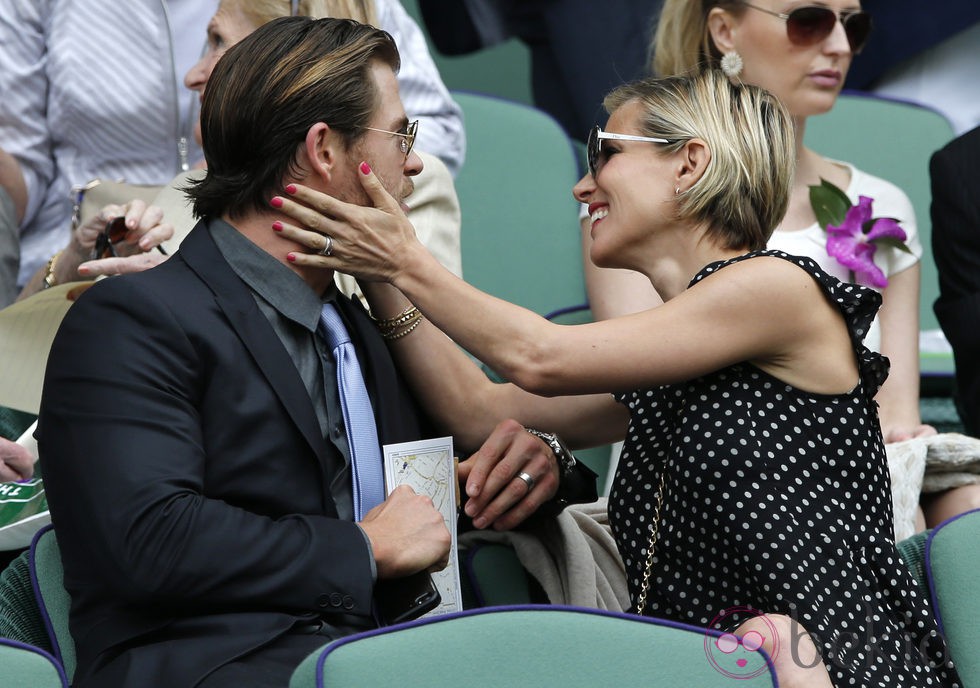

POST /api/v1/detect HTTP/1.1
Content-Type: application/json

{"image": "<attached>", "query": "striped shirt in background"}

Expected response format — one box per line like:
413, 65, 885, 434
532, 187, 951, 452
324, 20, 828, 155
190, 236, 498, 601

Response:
0, 0, 464, 287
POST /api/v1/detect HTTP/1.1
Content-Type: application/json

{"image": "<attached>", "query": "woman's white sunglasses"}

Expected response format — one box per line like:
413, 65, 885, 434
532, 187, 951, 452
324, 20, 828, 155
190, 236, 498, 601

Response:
587, 125, 681, 177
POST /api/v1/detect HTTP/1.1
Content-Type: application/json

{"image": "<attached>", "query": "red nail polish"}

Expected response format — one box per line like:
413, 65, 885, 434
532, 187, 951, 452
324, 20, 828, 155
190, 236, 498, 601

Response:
286, 253, 296, 262
359, 162, 371, 175
272, 221, 283, 232
270, 197, 283, 208
285, 184, 297, 194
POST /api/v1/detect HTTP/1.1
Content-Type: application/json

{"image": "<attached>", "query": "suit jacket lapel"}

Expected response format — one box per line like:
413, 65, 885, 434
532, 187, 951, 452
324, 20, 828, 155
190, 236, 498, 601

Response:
177, 224, 329, 464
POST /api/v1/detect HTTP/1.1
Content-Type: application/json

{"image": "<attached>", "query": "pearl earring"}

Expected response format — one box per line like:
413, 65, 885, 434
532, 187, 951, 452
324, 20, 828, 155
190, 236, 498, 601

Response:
720, 51, 743, 79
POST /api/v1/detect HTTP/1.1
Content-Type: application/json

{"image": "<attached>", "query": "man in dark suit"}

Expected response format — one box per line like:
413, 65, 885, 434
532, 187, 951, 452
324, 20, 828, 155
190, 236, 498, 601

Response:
926, 124, 980, 526
38, 18, 593, 688
932, 125, 980, 437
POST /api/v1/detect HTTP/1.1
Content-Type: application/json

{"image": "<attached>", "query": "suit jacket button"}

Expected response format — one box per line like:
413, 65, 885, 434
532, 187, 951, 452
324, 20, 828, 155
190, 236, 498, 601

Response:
316, 594, 331, 609
342, 595, 355, 610
330, 592, 343, 607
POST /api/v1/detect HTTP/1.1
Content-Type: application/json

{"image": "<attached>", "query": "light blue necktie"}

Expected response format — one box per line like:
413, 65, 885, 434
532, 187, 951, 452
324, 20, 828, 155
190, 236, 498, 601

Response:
318, 303, 385, 521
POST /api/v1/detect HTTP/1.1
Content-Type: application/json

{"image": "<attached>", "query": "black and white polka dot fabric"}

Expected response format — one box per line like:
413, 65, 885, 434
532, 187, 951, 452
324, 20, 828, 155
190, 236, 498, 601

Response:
608, 251, 959, 686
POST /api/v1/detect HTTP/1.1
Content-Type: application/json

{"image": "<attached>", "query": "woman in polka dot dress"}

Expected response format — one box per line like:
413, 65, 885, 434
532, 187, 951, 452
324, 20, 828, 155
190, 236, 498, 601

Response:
612, 249, 956, 686
276, 69, 959, 687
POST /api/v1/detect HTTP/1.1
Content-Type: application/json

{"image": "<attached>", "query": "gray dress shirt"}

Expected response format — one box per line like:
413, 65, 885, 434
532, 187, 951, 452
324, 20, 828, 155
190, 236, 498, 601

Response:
208, 219, 356, 519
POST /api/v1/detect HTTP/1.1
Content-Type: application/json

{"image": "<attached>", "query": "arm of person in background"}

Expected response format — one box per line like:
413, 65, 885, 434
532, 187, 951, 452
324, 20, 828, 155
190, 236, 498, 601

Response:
375, 0, 466, 176
0, 148, 27, 306
0, 438, 33, 482
0, 2, 55, 231
16, 199, 173, 301
580, 211, 663, 319
0, 148, 27, 225
401, 150, 461, 277
876, 263, 935, 442
863, 180, 934, 443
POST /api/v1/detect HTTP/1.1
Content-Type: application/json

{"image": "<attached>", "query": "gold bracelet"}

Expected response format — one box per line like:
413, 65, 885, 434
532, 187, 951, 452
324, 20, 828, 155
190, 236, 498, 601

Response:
42, 250, 64, 290
373, 305, 419, 330
380, 313, 425, 341
377, 308, 422, 337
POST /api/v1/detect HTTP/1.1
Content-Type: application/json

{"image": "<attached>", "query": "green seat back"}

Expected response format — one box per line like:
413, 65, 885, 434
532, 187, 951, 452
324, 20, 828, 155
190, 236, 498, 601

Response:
463, 543, 538, 607
895, 528, 930, 600
803, 93, 956, 373
0, 543, 67, 687
925, 509, 980, 686
29, 528, 75, 682
0, 551, 49, 650
290, 606, 777, 688
0, 407, 36, 441
0, 640, 68, 687
452, 91, 586, 318
400, 0, 533, 107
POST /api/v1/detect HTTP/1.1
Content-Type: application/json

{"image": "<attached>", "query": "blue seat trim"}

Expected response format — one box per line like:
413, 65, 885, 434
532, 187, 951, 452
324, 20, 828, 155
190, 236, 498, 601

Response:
27, 524, 63, 669
544, 302, 590, 321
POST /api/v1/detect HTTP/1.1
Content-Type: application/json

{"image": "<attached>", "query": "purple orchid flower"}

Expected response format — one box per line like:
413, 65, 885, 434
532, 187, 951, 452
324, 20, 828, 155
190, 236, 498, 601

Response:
825, 196, 907, 288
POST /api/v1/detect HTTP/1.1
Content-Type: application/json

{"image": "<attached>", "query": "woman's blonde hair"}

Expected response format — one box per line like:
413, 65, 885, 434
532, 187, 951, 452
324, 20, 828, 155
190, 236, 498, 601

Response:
222, 0, 378, 27
604, 69, 794, 250
652, 0, 743, 76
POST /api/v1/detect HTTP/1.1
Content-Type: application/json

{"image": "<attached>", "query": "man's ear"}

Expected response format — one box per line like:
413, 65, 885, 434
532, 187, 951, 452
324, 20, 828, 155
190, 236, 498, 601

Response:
304, 122, 340, 185
707, 6, 738, 54
675, 139, 711, 192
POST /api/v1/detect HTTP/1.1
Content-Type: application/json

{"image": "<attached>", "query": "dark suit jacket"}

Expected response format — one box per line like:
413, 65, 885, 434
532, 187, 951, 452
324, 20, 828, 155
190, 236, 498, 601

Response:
418, 0, 660, 141
931, 125, 980, 436
37, 223, 428, 687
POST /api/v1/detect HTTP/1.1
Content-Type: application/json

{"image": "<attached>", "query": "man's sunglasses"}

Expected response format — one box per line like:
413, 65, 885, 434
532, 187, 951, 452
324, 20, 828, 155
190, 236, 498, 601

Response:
94, 216, 168, 260
363, 120, 419, 162
587, 125, 681, 178
742, 3, 872, 54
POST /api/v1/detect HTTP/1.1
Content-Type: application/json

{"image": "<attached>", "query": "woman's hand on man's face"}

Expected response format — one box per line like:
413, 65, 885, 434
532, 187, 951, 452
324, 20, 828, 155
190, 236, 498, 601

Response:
269, 163, 421, 284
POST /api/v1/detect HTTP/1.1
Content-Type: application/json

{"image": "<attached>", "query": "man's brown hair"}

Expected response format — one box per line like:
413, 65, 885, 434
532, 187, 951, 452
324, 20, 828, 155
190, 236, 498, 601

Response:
187, 17, 399, 220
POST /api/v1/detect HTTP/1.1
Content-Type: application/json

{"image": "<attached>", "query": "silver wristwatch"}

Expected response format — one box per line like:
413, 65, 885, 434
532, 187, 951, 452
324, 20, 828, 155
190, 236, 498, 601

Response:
525, 428, 577, 477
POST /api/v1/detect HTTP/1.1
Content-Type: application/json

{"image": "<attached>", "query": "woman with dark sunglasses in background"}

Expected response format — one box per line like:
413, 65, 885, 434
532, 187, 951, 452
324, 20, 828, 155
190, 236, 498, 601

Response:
582, 0, 980, 529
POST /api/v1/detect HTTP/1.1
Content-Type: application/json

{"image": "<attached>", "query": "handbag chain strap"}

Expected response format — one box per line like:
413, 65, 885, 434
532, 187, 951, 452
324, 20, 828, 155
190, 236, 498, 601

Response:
634, 465, 668, 616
